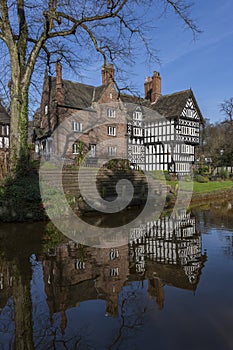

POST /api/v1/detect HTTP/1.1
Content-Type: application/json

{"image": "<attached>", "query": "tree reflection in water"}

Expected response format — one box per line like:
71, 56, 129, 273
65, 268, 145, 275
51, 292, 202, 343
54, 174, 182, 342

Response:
0, 208, 209, 349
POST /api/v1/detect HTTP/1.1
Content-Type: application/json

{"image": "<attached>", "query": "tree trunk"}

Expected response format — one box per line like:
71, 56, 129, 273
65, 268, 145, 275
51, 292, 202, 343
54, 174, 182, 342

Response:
9, 81, 29, 174
13, 261, 34, 350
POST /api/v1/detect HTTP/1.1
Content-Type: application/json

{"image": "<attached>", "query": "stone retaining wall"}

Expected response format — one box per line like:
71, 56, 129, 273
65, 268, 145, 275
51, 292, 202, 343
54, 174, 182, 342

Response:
190, 188, 233, 205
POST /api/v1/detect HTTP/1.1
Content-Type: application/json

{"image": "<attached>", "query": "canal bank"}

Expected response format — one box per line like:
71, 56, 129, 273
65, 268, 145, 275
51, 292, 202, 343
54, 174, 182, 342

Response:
0, 169, 233, 222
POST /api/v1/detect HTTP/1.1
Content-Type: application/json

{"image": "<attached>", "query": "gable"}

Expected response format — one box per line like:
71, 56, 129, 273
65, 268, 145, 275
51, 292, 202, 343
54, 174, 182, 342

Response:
181, 97, 200, 121
95, 82, 118, 104
151, 89, 204, 124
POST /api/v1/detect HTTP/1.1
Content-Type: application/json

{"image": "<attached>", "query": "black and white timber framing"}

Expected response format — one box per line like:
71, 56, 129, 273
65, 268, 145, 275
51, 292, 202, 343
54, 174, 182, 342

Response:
125, 89, 203, 176
129, 209, 206, 286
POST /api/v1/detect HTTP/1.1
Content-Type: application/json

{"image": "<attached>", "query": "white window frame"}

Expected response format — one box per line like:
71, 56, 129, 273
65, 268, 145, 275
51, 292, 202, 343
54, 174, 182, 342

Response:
89, 144, 96, 157
133, 145, 141, 154
108, 126, 116, 136
133, 111, 142, 120
72, 121, 83, 132
107, 108, 116, 118
4, 137, 9, 148
187, 109, 194, 118
108, 146, 117, 157
133, 127, 143, 137
110, 267, 119, 277
72, 143, 79, 154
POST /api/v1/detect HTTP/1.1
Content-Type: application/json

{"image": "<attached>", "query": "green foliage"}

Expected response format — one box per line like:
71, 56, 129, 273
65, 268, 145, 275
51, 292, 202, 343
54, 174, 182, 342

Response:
101, 186, 106, 198
219, 168, 229, 180
195, 174, 209, 183
0, 174, 46, 221
42, 222, 67, 252
104, 159, 131, 170
75, 141, 86, 166
164, 171, 172, 181
197, 165, 210, 175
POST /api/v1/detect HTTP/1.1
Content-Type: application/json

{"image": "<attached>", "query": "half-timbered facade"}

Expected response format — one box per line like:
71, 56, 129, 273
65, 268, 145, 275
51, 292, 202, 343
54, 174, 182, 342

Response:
126, 104, 145, 170
34, 62, 203, 175
124, 77, 203, 175
129, 209, 207, 287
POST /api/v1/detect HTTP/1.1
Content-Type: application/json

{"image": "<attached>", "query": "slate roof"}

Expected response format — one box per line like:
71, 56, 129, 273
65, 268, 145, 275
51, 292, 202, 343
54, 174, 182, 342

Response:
152, 89, 204, 122
120, 93, 149, 106
48, 77, 203, 122
0, 102, 10, 124
50, 77, 108, 109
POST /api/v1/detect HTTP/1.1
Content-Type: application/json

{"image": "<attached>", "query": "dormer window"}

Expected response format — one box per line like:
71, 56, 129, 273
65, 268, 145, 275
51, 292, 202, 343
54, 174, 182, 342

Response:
110, 93, 113, 99
107, 108, 115, 118
72, 121, 83, 132
133, 111, 142, 120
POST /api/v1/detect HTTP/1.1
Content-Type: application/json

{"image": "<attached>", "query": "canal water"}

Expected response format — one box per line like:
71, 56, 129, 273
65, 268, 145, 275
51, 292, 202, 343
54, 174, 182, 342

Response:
0, 201, 233, 350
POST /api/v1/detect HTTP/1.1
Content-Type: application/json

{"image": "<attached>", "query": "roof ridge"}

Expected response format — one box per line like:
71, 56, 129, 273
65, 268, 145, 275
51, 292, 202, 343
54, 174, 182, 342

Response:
50, 75, 103, 89
158, 89, 192, 99
50, 75, 113, 92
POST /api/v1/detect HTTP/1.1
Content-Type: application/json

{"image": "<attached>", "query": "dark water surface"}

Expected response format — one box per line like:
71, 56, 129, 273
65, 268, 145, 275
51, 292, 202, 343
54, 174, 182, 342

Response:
0, 201, 233, 350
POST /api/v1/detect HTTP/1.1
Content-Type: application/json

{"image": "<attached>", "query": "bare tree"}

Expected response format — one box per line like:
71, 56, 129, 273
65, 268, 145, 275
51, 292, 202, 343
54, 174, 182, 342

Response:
0, 0, 200, 173
220, 97, 233, 126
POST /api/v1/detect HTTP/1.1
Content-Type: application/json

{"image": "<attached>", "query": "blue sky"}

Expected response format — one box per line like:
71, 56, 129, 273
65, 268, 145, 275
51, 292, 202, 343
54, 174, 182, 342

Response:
151, 0, 233, 123
64, 0, 233, 124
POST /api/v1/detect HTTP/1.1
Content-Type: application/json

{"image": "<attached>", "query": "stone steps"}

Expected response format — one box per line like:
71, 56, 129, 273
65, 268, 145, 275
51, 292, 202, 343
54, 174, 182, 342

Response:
39, 168, 167, 200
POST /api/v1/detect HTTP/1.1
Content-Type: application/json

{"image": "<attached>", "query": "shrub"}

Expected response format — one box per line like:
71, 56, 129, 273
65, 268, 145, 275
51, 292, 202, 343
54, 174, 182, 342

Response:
195, 174, 209, 183
104, 159, 131, 170
219, 168, 229, 180
198, 165, 210, 176
164, 171, 172, 181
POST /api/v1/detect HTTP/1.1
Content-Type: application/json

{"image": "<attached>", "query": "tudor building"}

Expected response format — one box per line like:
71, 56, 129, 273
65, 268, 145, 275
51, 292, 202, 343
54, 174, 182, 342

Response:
34, 61, 203, 175
124, 71, 203, 174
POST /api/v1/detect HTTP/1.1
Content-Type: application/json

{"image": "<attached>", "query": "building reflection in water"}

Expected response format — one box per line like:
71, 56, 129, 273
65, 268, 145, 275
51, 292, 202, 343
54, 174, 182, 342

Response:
42, 209, 207, 329
129, 209, 207, 309
0, 209, 207, 347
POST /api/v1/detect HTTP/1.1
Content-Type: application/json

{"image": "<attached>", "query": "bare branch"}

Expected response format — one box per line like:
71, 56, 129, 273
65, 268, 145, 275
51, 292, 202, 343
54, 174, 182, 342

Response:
165, 0, 201, 36
220, 97, 233, 126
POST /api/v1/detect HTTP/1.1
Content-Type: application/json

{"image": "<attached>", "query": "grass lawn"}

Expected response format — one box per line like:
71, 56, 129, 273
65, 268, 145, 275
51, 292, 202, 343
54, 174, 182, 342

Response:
165, 179, 233, 193
193, 180, 233, 193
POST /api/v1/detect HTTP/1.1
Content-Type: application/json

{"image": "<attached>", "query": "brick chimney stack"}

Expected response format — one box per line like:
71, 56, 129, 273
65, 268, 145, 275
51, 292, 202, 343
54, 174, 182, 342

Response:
144, 71, 161, 103
56, 59, 64, 103
102, 63, 114, 85
144, 76, 152, 100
